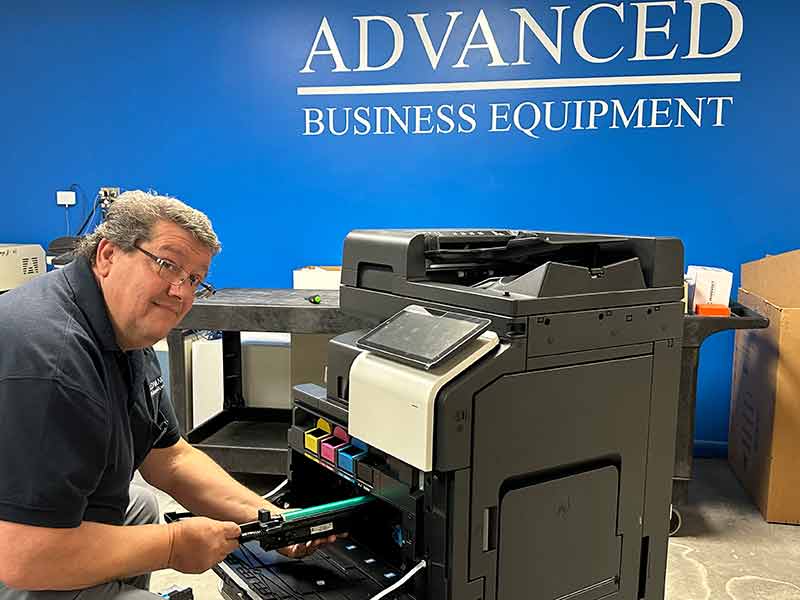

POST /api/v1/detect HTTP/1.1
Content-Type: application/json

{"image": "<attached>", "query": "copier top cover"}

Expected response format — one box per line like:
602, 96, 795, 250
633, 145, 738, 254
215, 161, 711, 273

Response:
340, 229, 684, 318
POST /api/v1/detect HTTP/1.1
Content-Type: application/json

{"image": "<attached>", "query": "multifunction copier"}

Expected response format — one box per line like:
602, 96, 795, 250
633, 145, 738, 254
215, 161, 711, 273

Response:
241, 230, 685, 600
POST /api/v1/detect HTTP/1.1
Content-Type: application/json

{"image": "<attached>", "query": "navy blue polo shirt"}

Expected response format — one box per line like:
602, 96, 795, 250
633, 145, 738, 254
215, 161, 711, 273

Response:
0, 257, 180, 528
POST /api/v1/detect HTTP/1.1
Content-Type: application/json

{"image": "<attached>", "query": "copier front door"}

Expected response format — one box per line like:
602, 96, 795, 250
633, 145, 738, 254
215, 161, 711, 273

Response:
472, 355, 655, 600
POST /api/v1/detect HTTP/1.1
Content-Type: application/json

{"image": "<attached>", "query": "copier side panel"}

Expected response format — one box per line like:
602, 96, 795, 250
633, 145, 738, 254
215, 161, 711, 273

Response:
640, 339, 682, 600
469, 354, 655, 600
434, 340, 528, 473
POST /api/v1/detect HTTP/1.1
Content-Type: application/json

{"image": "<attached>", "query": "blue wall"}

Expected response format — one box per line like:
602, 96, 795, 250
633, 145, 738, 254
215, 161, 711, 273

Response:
1, 1, 797, 452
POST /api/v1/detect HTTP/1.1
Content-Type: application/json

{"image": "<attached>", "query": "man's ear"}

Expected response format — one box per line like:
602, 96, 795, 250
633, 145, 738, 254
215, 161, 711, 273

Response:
94, 239, 116, 277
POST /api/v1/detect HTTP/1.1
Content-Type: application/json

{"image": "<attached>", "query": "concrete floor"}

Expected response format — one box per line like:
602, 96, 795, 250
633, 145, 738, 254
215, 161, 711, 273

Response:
144, 459, 800, 599
665, 459, 800, 599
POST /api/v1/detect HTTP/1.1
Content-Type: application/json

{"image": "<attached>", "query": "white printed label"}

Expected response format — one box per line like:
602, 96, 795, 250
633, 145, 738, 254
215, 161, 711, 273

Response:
310, 522, 334, 535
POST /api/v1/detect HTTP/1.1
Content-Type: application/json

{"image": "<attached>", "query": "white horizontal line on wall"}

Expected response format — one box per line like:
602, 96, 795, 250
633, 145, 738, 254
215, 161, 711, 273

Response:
297, 72, 741, 96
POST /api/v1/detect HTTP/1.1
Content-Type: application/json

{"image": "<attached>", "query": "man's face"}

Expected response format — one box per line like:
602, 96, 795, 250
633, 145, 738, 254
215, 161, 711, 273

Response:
93, 220, 213, 350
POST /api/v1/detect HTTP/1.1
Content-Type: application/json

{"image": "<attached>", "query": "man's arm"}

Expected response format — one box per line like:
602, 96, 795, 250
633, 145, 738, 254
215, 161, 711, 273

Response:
0, 515, 240, 591
139, 439, 337, 558
0, 519, 170, 591
139, 438, 279, 523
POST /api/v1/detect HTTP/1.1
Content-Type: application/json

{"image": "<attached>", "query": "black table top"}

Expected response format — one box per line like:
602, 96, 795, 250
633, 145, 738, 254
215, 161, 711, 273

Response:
174, 288, 371, 333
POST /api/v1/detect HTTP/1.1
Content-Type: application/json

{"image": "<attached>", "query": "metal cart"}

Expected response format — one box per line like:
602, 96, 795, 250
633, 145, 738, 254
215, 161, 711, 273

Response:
670, 301, 769, 535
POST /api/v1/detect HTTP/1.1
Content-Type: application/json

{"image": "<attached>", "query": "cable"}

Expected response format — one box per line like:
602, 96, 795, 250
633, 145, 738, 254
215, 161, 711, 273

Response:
368, 559, 426, 600
74, 190, 102, 236
261, 478, 288, 500
69, 183, 92, 224
64, 206, 71, 235
70, 184, 97, 235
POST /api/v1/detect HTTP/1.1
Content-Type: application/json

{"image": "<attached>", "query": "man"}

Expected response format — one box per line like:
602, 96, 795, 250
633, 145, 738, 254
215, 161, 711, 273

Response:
0, 191, 331, 598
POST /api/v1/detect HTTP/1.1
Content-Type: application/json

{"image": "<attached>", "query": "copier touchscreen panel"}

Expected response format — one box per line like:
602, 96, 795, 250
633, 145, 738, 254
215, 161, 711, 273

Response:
356, 305, 490, 370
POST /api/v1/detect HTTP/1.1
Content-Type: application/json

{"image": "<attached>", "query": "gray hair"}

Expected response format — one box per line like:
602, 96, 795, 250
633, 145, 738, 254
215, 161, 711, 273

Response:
76, 190, 221, 264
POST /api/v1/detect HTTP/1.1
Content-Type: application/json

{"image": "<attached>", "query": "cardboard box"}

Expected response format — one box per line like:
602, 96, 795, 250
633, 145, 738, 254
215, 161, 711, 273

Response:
293, 265, 341, 290
729, 249, 800, 524
291, 265, 341, 388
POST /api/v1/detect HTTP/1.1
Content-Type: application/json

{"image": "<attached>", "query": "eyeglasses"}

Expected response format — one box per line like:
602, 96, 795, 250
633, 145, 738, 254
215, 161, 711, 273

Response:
134, 245, 216, 299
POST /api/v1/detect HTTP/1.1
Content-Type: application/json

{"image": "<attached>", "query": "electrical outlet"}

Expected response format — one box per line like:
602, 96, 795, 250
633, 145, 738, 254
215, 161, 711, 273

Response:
56, 191, 76, 206
99, 187, 120, 199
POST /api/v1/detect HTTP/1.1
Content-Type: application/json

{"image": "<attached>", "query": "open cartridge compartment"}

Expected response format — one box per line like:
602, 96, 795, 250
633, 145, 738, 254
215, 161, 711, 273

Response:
288, 396, 426, 557
283, 397, 427, 600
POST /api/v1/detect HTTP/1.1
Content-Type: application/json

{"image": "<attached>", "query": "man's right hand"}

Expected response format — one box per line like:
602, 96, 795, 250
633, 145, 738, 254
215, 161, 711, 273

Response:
167, 517, 241, 574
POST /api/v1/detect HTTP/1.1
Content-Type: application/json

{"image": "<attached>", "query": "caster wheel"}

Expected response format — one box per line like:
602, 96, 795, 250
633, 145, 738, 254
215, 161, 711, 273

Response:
669, 506, 682, 536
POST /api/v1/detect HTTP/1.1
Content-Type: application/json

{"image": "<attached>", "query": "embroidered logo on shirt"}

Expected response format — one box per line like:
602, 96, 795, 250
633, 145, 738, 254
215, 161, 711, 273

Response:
148, 375, 164, 396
